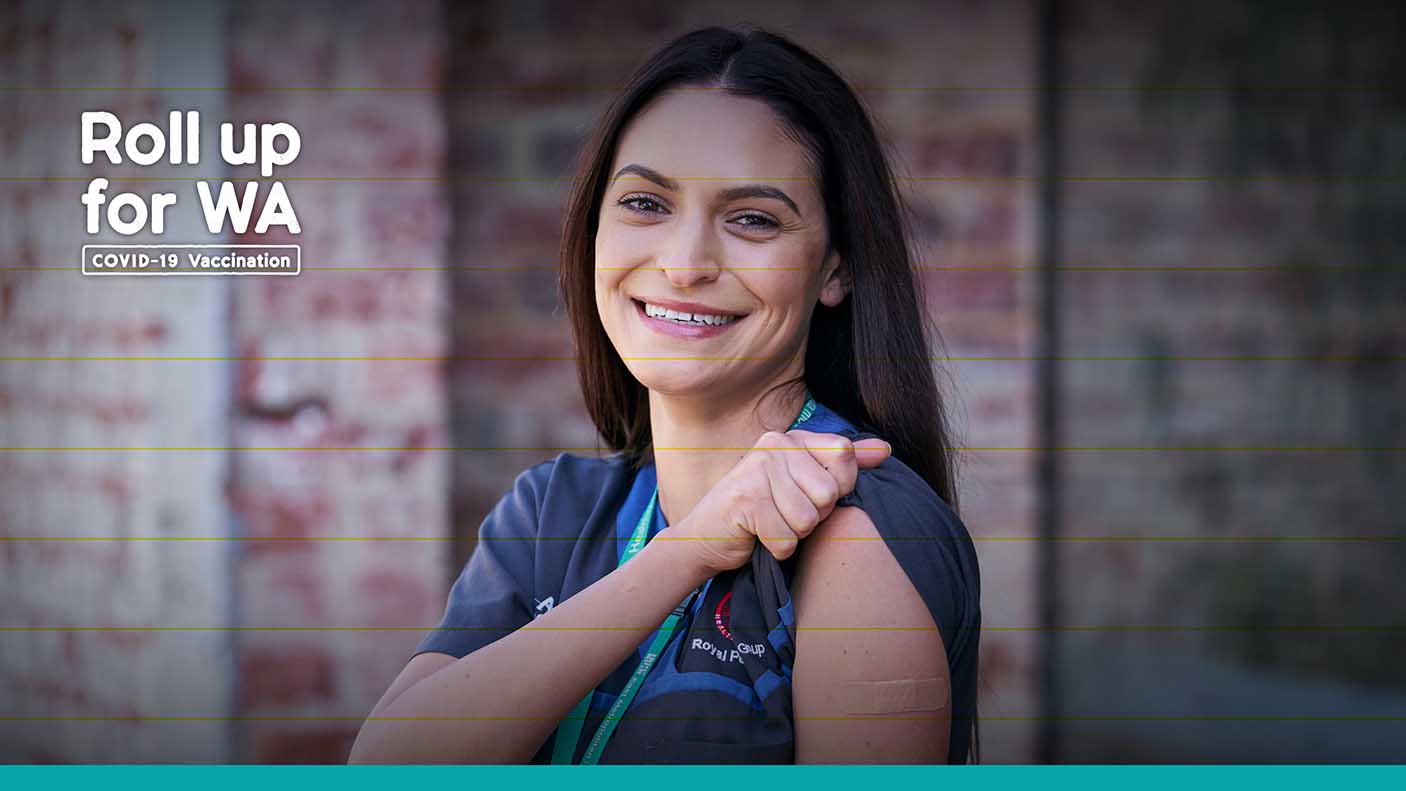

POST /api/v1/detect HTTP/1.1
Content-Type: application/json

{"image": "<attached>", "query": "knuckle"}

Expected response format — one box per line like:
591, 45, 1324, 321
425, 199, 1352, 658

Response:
842, 468, 859, 491
725, 486, 754, 513
736, 512, 756, 534
736, 486, 763, 511
742, 451, 772, 477
727, 510, 754, 535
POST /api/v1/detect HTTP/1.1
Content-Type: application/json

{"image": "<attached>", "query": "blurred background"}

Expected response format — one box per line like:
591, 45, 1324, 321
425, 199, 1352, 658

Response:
1, 0, 1402, 764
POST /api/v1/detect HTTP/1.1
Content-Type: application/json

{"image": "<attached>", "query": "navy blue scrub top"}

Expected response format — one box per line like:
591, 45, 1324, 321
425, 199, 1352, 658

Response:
414, 399, 982, 763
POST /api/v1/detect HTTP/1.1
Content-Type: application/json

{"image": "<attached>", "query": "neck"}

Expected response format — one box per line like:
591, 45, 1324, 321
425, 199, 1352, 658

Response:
649, 381, 808, 528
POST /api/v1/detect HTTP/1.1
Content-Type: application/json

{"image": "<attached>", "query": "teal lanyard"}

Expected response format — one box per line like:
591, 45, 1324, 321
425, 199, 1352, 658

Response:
550, 391, 816, 764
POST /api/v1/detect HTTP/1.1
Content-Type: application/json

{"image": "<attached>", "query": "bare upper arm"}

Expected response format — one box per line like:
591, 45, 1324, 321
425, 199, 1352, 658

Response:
790, 505, 951, 764
366, 651, 459, 718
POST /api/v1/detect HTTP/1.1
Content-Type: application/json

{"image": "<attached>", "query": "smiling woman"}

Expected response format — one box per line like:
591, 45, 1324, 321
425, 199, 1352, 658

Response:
350, 26, 981, 766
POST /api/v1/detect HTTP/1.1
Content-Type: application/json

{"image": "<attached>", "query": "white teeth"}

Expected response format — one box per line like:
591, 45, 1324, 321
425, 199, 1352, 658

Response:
642, 301, 737, 326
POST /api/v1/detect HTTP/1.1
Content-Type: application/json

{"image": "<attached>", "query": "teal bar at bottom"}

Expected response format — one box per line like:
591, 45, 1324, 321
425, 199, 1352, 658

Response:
0, 765, 1403, 791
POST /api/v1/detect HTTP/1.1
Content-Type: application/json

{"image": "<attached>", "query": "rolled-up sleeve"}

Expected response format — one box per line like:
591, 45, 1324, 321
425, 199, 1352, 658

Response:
413, 460, 552, 659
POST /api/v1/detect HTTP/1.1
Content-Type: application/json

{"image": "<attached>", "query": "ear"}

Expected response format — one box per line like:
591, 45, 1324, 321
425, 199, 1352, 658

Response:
818, 249, 848, 308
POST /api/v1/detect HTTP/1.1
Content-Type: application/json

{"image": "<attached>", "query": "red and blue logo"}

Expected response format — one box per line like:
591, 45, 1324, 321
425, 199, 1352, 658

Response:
713, 590, 733, 640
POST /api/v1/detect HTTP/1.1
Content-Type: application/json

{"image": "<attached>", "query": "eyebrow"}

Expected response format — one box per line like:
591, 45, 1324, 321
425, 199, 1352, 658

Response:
613, 163, 677, 191
717, 184, 801, 217
611, 163, 803, 217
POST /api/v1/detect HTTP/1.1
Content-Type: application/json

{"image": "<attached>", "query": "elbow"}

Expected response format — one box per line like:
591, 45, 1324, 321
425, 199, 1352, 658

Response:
347, 715, 424, 764
346, 722, 393, 764
346, 716, 506, 765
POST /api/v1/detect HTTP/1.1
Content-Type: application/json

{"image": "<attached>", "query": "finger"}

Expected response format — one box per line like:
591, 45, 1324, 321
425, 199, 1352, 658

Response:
769, 431, 841, 512
753, 491, 801, 561
787, 430, 851, 472
764, 453, 824, 540
792, 431, 858, 496
781, 448, 842, 520
853, 438, 892, 469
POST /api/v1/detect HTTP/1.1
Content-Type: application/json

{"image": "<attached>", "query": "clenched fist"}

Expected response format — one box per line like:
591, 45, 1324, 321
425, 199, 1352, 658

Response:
668, 430, 892, 576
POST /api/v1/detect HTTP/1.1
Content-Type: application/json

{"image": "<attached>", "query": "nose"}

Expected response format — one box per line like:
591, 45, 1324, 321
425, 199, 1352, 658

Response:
658, 213, 721, 288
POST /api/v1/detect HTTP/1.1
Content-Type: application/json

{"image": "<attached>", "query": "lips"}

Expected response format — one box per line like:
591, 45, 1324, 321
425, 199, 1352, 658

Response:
632, 296, 744, 318
632, 298, 747, 340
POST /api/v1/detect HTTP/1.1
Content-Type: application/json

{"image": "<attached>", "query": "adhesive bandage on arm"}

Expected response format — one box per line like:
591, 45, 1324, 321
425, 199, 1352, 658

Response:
838, 677, 948, 714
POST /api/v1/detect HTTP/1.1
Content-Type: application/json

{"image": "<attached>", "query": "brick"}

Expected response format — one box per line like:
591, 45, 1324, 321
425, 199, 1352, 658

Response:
225, 0, 452, 763
912, 129, 1023, 178
253, 726, 360, 764
239, 648, 336, 709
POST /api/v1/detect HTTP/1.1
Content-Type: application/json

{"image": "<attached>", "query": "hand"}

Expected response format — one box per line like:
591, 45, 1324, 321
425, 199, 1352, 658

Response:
670, 430, 892, 576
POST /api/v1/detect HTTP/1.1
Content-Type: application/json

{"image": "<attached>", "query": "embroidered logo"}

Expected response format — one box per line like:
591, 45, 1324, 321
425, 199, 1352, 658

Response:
689, 636, 766, 664
713, 591, 733, 640
682, 586, 767, 673
533, 596, 555, 618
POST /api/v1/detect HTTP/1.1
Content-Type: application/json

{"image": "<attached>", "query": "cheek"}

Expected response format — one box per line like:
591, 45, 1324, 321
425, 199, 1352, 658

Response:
593, 223, 611, 261
600, 231, 655, 273
746, 266, 817, 319
595, 228, 638, 288
593, 269, 623, 330
773, 287, 827, 348
593, 231, 627, 291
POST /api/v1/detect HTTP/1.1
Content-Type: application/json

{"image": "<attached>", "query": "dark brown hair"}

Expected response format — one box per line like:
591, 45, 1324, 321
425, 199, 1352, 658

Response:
558, 26, 974, 762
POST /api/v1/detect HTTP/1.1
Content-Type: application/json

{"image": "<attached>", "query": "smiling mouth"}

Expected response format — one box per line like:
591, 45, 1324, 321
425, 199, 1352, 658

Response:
631, 298, 744, 327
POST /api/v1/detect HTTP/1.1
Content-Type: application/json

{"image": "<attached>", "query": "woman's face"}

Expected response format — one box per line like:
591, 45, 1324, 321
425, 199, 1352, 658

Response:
594, 89, 847, 405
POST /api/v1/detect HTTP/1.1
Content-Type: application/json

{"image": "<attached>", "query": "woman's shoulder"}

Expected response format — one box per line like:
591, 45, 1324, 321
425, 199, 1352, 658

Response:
805, 401, 971, 546
506, 451, 638, 540
842, 452, 966, 539
843, 452, 975, 570
835, 451, 981, 634
510, 450, 635, 495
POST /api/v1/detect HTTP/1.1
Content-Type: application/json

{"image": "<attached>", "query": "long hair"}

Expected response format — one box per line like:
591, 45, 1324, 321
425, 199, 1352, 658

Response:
557, 26, 976, 763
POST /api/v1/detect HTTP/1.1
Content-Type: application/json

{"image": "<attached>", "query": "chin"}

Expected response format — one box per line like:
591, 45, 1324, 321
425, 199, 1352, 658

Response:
626, 365, 727, 397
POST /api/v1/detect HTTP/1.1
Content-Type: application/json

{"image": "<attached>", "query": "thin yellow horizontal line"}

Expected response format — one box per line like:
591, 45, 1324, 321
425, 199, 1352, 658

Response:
3, 625, 1400, 633
6, 626, 936, 633
1, 356, 1398, 362
3, 626, 839, 634
0, 715, 942, 722
0, 264, 1362, 272
5, 175, 1401, 184
1, 715, 1399, 722
0, 535, 1398, 543
2, 85, 1398, 93
974, 535, 1406, 542
0, 446, 1399, 452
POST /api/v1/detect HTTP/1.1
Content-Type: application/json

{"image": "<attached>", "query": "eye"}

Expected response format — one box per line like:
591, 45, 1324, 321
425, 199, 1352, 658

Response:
730, 212, 779, 231
618, 193, 668, 215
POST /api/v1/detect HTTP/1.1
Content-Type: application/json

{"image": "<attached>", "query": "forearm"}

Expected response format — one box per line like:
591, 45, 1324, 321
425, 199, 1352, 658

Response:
348, 526, 711, 764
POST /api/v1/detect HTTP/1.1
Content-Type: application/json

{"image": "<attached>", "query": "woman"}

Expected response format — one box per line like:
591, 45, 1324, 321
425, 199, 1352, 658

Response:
349, 26, 981, 765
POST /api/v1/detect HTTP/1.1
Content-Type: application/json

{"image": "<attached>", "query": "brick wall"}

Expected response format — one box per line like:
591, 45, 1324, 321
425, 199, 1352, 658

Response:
0, 0, 451, 763
1052, 0, 1406, 761
224, 0, 450, 763
0, 0, 233, 762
